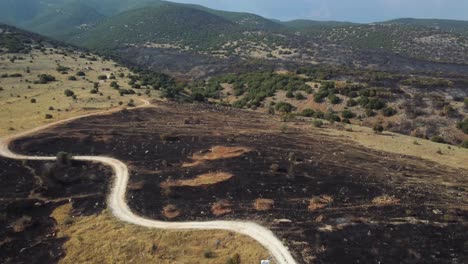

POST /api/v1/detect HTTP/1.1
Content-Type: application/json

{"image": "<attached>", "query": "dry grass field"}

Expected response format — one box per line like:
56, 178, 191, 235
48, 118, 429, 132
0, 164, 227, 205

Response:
0, 48, 151, 136
52, 204, 268, 264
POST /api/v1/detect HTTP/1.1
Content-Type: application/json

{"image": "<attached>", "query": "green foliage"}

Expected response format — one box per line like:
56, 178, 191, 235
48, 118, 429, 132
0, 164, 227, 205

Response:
313, 120, 324, 128
275, 102, 294, 113
64, 89, 75, 97
76, 71, 86, 76
328, 94, 340, 104
464, 98, 468, 109
35, 74, 56, 84
373, 124, 384, 133
430, 135, 446, 143
457, 119, 468, 134
68, 76, 77, 81
460, 140, 468, 149
300, 108, 315, 117
401, 77, 453, 88
226, 253, 241, 264
382, 107, 397, 117
341, 110, 356, 119
346, 99, 358, 107
295, 92, 306, 100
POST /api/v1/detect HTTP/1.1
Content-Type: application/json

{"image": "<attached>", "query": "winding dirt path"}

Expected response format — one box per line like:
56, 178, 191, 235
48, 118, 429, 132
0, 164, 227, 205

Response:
0, 99, 297, 264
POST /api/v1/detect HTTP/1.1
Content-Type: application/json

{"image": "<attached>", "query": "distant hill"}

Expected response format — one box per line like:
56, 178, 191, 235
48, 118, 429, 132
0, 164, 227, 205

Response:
68, 4, 239, 50
181, 3, 285, 31
282, 19, 357, 29
382, 18, 468, 36
23, 2, 105, 39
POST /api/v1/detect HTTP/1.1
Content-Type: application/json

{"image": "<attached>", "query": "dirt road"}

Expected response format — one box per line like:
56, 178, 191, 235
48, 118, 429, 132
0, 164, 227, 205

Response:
0, 99, 297, 264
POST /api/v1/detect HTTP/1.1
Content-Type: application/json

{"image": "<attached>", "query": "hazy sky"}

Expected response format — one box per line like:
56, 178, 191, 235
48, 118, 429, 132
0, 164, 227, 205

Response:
170, 0, 468, 22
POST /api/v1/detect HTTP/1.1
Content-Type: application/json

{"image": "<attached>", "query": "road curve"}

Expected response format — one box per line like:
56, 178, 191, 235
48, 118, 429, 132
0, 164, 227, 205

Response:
0, 99, 297, 264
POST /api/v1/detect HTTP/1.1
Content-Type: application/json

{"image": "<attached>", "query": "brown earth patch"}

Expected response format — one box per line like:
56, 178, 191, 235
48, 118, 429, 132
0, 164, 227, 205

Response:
308, 196, 334, 212
211, 200, 233, 216
372, 195, 401, 206
253, 199, 275, 211
162, 204, 181, 219
182, 146, 252, 167
160, 172, 233, 188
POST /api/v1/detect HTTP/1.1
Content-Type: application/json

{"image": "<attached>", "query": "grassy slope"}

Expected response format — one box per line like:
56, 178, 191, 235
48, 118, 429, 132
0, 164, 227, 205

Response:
0, 47, 149, 136
383, 18, 468, 36
52, 204, 267, 264
23, 2, 105, 39
69, 4, 238, 50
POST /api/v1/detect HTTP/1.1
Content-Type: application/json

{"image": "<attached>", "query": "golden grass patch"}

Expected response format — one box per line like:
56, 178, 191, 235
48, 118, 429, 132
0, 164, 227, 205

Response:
51, 204, 269, 264
160, 172, 233, 188
308, 195, 334, 212
182, 146, 251, 168
211, 200, 233, 217
372, 195, 401, 206
253, 199, 275, 211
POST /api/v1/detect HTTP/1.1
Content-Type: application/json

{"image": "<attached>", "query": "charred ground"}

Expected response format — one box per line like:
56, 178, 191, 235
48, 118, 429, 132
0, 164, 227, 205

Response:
11, 102, 468, 264
0, 157, 111, 264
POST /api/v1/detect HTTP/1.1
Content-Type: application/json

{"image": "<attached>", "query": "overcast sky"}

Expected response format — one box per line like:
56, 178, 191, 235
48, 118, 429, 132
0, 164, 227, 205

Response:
170, 0, 468, 23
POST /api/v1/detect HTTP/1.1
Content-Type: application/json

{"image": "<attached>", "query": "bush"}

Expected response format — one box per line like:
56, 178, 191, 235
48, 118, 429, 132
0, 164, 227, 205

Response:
313, 120, 324, 127
300, 108, 315, 117
90, 89, 98, 94
383, 107, 397, 117
373, 124, 384, 133
36, 74, 56, 84
275, 102, 294, 113
286, 90, 294, 98
203, 250, 214, 259
295, 92, 306, 100
346, 99, 358, 107
314, 90, 329, 103
226, 253, 241, 264
341, 110, 356, 119
460, 140, 468, 149
76, 71, 86, 76
30, 98, 36, 103
68, 76, 77, 81
97, 75, 107, 80
45, 114, 53, 119
464, 98, 468, 109
430, 135, 445, 143
64, 89, 74, 97
328, 94, 340, 104
457, 119, 468, 134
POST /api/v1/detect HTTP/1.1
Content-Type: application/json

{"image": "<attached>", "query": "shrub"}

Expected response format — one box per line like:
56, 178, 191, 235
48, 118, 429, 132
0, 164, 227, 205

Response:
286, 90, 294, 98
365, 109, 376, 117
45, 114, 53, 119
275, 102, 294, 113
373, 124, 384, 133
313, 120, 324, 128
36, 74, 56, 84
383, 107, 397, 117
341, 110, 356, 119
30, 98, 36, 103
300, 108, 315, 117
64, 89, 74, 97
203, 250, 214, 259
430, 135, 445, 143
295, 92, 306, 100
97, 75, 107, 80
328, 94, 340, 104
457, 119, 468, 134
68, 76, 77, 81
346, 99, 358, 107
314, 90, 329, 103
90, 89, 98, 94
76, 71, 86, 76
226, 253, 241, 264
460, 140, 468, 149
464, 98, 468, 109
56, 65, 70, 72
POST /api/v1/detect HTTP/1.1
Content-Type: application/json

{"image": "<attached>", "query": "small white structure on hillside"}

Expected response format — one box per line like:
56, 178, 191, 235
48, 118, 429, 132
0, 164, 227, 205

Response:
260, 260, 270, 264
